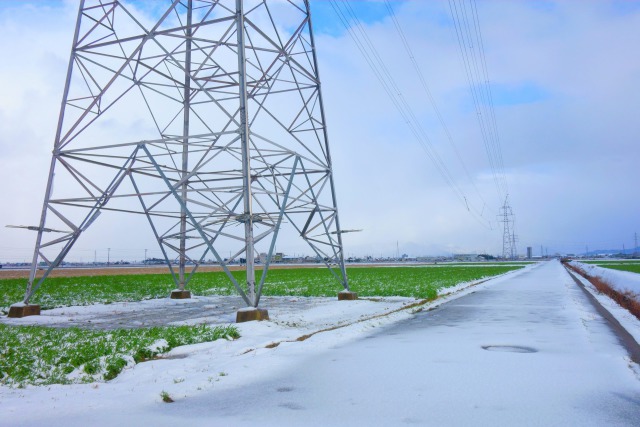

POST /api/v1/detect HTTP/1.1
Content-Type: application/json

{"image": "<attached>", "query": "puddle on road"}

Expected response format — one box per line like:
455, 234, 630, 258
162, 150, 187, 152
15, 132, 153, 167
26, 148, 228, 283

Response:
278, 402, 304, 410
482, 345, 537, 353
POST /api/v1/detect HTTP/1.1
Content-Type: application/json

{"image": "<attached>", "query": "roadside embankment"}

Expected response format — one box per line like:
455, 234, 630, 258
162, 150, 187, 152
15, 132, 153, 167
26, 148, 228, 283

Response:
565, 261, 640, 321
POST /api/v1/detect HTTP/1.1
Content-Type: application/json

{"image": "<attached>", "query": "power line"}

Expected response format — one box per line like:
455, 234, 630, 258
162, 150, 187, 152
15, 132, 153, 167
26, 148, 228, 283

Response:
382, 0, 495, 220
328, 0, 492, 230
448, 0, 508, 198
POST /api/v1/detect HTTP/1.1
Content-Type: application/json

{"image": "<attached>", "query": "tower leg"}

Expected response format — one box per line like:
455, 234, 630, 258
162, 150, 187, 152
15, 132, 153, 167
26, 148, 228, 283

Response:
338, 290, 358, 301
170, 290, 192, 299
236, 308, 269, 323
8, 304, 41, 318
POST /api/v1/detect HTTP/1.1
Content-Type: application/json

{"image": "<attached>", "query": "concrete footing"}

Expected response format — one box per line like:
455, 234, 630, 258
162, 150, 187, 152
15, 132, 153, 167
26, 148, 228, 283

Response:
170, 290, 192, 299
236, 308, 269, 323
8, 304, 41, 318
338, 291, 358, 301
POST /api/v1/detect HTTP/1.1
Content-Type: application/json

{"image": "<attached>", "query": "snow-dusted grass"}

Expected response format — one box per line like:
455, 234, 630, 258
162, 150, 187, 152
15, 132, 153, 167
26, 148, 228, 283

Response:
0, 324, 239, 387
258, 266, 522, 299
1, 265, 523, 313
581, 260, 640, 274
596, 264, 640, 274
1, 274, 183, 313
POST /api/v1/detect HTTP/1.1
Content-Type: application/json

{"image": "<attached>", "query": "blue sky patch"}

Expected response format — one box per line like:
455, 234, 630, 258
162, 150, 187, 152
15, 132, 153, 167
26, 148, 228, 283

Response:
489, 82, 549, 106
309, 0, 405, 36
609, 0, 640, 15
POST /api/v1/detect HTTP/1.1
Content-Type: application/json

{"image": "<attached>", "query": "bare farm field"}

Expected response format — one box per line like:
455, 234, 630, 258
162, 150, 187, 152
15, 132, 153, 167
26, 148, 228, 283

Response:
0, 264, 320, 280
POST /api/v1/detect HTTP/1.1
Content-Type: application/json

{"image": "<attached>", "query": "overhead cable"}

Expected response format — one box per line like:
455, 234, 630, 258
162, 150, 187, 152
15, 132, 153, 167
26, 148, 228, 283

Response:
328, 0, 492, 230
448, 0, 509, 197
383, 0, 495, 219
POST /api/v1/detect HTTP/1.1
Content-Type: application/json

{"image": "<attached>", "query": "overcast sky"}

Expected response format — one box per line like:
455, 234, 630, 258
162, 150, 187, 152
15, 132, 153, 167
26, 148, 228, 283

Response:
0, 0, 639, 263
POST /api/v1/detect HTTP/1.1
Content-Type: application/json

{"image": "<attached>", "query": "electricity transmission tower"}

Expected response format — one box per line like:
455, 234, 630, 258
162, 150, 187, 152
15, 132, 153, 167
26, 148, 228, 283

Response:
11, 0, 353, 319
498, 195, 515, 259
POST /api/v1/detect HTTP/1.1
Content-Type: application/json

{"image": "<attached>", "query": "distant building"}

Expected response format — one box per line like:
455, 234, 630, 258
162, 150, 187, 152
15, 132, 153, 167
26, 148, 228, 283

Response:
453, 254, 481, 262
527, 247, 532, 259
259, 252, 284, 263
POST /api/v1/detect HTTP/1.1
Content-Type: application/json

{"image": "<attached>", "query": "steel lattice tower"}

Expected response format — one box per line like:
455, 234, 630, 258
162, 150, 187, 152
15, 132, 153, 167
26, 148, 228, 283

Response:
498, 195, 515, 260
13, 0, 352, 317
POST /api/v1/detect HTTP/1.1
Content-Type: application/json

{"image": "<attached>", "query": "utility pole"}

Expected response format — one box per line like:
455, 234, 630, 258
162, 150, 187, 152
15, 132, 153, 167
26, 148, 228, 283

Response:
144, 249, 147, 264
107, 248, 111, 266
634, 232, 638, 257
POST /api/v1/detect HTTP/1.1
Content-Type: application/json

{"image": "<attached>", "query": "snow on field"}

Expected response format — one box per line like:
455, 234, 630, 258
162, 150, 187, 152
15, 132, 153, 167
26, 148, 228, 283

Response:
0, 266, 535, 424
3, 262, 639, 426
572, 261, 640, 295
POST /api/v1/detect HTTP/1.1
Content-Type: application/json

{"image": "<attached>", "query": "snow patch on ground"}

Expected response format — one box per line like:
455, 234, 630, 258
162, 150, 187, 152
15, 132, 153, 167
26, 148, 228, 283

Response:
573, 261, 640, 294
569, 263, 640, 345
0, 264, 544, 426
147, 339, 169, 353
4, 261, 637, 426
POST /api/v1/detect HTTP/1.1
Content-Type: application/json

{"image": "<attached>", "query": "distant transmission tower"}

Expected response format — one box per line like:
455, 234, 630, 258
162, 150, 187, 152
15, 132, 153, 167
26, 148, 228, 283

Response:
10, 0, 353, 319
498, 195, 515, 259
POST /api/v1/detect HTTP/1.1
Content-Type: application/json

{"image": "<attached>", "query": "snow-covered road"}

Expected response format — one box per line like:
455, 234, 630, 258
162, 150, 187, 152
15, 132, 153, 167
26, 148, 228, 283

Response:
165, 260, 639, 426
2, 260, 639, 426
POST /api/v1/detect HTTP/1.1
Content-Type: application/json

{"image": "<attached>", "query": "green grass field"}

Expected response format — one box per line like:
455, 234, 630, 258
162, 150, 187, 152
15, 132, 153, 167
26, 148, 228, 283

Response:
581, 260, 640, 274
1, 265, 523, 312
593, 264, 640, 274
582, 260, 640, 264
